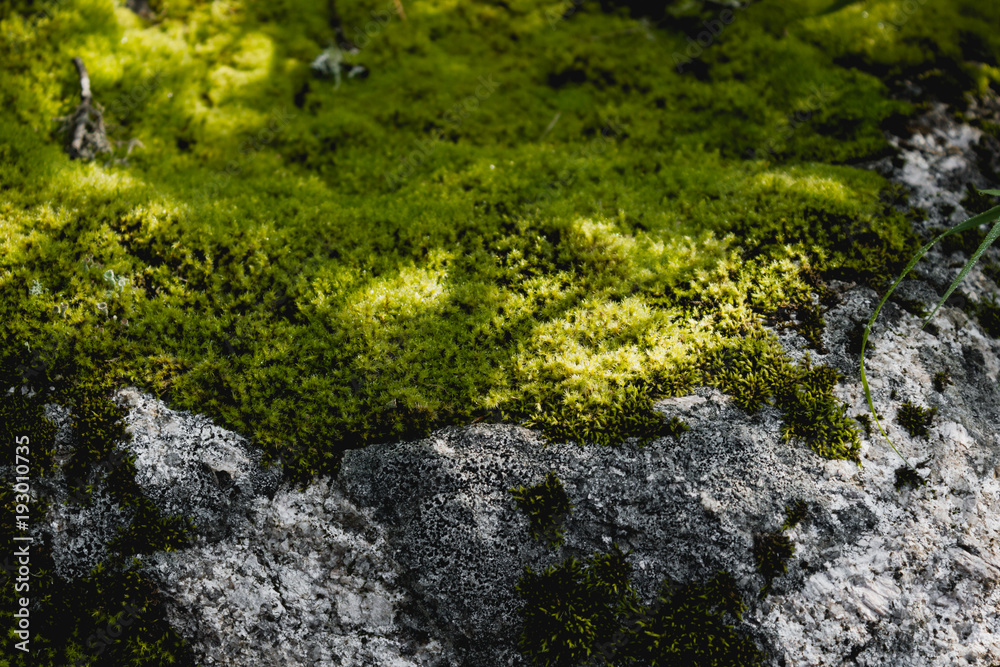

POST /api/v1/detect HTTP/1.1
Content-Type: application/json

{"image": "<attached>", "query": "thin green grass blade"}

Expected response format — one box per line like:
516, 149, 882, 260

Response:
861, 195, 1000, 468
921, 214, 1000, 327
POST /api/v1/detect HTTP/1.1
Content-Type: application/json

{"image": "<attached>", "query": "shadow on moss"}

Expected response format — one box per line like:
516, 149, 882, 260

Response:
515, 545, 763, 667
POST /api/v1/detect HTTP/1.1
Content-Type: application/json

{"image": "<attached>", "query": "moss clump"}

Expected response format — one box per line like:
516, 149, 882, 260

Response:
780, 499, 808, 531
932, 370, 952, 392
795, 302, 827, 353
896, 400, 937, 438
976, 293, 1000, 338
894, 465, 927, 492
510, 471, 574, 549
631, 571, 762, 667
753, 531, 795, 599
663, 416, 690, 439
854, 413, 873, 438
704, 335, 861, 463
515, 547, 762, 667
892, 296, 927, 319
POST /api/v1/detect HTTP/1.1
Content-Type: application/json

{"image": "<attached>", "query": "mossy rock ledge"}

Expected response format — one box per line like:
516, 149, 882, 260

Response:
4, 1, 1000, 665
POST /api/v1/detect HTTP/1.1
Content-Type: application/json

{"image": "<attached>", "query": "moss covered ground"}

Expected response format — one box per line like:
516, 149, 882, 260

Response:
2, 0, 1000, 664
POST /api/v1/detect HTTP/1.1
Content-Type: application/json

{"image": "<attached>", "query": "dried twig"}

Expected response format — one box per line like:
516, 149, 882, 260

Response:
59, 58, 112, 161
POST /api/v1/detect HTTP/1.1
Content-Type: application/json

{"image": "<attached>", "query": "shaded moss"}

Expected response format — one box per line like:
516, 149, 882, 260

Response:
976, 292, 1000, 338
781, 499, 808, 531
663, 416, 690, 439
510, 471, 574, 550
932, 369, 952, 392
515, 547, 762, 667
752, 531, 795, 599
896, 400, 937, 438
894, 465, 927, 492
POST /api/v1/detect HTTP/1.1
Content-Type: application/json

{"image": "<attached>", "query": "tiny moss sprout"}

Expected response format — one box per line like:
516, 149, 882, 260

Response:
896, 401, 937, 438
894, 465, 927, 492
932, 370, 952, 392
510, 471, 574, 549
662, 415, 690, 439
780, 500, 808, 531
753, 531, 795, 599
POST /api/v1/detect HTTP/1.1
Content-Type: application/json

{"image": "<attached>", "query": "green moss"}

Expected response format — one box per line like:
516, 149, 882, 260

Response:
510, 471, 574, 549
3, 1, 999, 659
896, 400, 937, 438
894, 465, 927, 492
752, 531, 795, 599
515, 547, 762, 667
704, 334, 861, 463
855, 413, 873, 438
976, 293, 1000, 338
780, 499, 808, 531
932, 370, 952, 392
663, 416, 690, 439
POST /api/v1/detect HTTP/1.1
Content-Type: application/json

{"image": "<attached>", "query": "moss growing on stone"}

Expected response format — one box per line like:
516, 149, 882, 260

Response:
632, 571, 762, 667
515, 546, 762, 667
753, 530, 795, 599
510, 471, 574, 549
705, 335, 861, 462
855, 413, 873, 438
663, 416, 690, 439
781, 499, 808, 531
896, 400, 937, 438
932, 370, 952, 392
976, 293, 1000, 338
894, 465, 927, 492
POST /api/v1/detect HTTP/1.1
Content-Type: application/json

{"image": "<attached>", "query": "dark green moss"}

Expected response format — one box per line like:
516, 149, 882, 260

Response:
752, 531, 795, 599
896, 400, 937, 438
704, 335, 860, 462
855, 413, 872, 438
663, 416, 691, 439
894, 466, 927, 492
630, 571, 763, 667
960, 182, 996, 215
892, 296, 927, 319
515, 547, 762, 667
795, 302, 827, 353
976, 293, 1000, 338
781, 499, 808, 531
510, 471, 574, 549
932, 370, 952, 392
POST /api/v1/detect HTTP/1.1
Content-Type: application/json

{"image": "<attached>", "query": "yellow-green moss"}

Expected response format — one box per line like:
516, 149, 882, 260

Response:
5, 1, 999, 663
